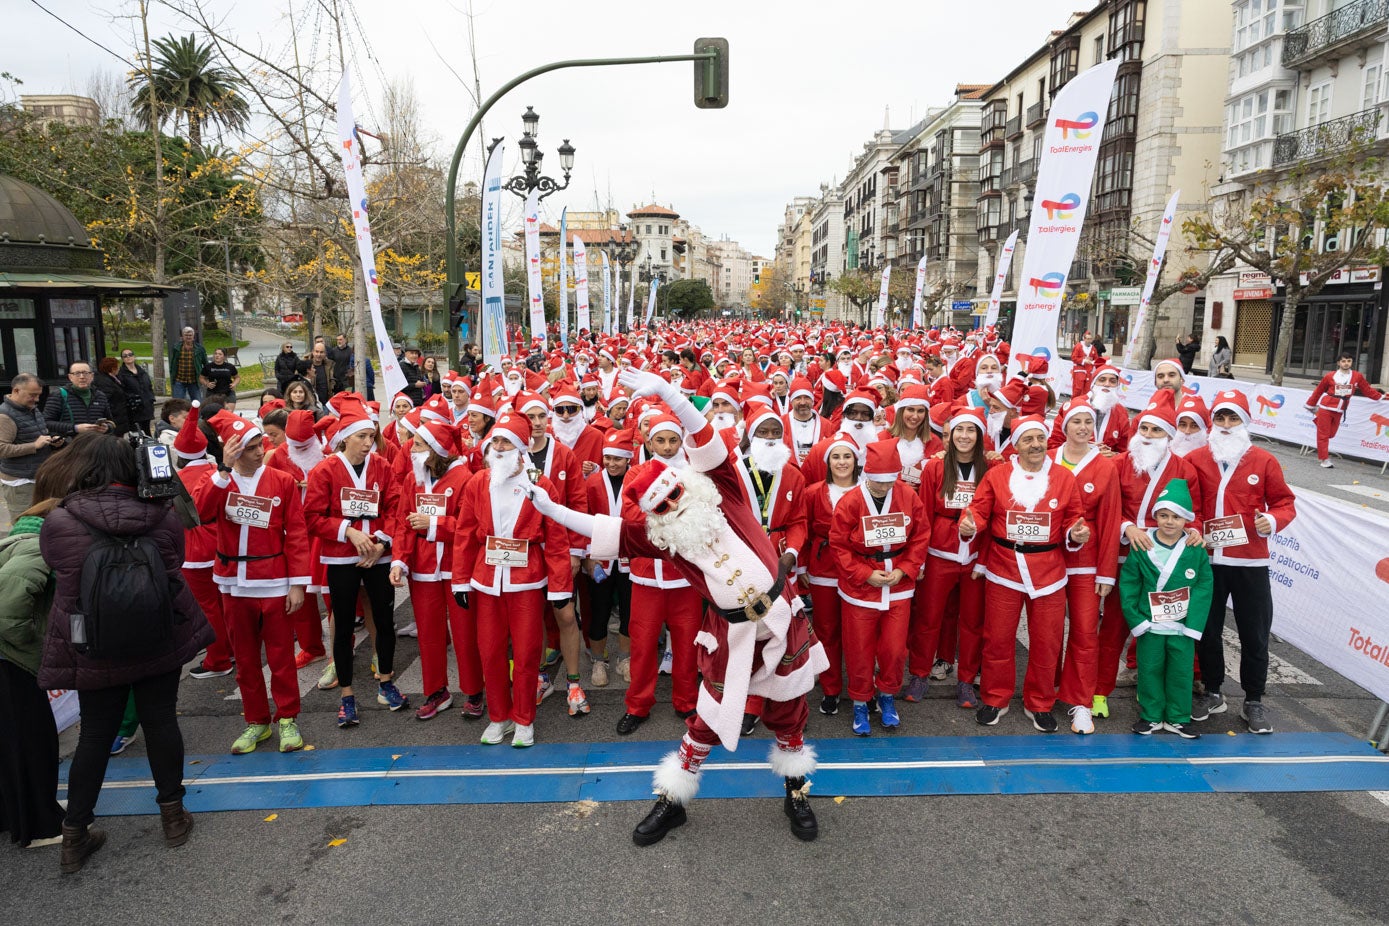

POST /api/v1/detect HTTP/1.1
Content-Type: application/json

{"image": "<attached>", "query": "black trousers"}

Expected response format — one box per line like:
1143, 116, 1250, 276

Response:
65, 670, 186, 828
327, 562, 395, 689
0, 659, 65, 846
1196, 564, 1274, 701
587, 570, 632, 643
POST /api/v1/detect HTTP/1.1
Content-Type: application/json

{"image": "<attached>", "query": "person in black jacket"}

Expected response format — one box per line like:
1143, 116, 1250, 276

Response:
326, 333, 354, 394
273, 342, 300, 396
42, 362, 112, 438
1175, 334, 1201, 374
116, 350, 156, 436
93, 358, 133, 435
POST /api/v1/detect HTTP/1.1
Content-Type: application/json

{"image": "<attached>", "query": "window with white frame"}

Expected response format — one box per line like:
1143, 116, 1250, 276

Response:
1233, 0, 1278, 52
1307, 81, 1333, 125
1363, 61, 1382, 111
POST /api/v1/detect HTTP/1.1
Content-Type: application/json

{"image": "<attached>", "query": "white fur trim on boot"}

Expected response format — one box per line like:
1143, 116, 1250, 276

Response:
768, 741, 818, 780
652, 751, 702, 806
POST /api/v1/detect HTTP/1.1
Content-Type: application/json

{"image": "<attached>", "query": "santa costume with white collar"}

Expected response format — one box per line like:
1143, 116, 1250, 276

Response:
525, 368, 829, 847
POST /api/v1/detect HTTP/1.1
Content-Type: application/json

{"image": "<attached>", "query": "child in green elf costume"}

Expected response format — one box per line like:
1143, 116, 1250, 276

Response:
1119, 478, 1212, 739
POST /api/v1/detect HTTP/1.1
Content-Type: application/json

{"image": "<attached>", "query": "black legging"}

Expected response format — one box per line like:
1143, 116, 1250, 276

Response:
0, 659, 65, 845
327, 562, 395, 689
65, 670, 185, 828
587, 569, 632, 642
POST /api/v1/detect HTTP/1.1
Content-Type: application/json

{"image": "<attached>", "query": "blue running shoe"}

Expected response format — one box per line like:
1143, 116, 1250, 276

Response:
337, 695, 359, 728
852, 701, 871, 736
377, 681, 409, 712
878, 693, 901, 729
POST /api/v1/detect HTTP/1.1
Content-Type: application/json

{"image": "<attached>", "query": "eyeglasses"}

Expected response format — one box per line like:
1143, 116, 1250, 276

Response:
649, 482, 684, 515
69, 370, 93, 377
553, 405, 581, 416
121, 353, 134, 358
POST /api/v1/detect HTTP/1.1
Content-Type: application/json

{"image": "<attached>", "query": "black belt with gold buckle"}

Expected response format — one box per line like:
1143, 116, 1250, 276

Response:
721, 561, 790, 624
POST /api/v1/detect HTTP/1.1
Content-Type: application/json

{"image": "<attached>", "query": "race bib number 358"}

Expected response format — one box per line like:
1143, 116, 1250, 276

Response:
861, 512, 908, 546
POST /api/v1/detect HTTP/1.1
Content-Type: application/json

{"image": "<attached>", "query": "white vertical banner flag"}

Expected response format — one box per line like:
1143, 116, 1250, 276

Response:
479, 143, 507, 367
644, 277, 659, 326
573, 235, 591, 335
1124, 190, 1181, 368
1008, 59, 1121, 385
911, 255, 928, 329
334, 72, 407, 399
558, 207, 569, 349
626, 266, 636, 331
601, 251, 612, 335
523, 189, 545, 340
984, 229, 1019, 329
874, 264, 891, 328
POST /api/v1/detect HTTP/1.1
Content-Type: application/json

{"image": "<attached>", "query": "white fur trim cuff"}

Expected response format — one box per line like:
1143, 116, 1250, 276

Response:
652, 751, 702, 806
588, 514, 622, 562
768, 742, 818, 779
693, 630, 719, 653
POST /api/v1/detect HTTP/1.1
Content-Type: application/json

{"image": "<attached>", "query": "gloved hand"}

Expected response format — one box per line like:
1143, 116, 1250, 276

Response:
453, 591, 469, 609
619, 368, 674, 400
524, 482, 560, 517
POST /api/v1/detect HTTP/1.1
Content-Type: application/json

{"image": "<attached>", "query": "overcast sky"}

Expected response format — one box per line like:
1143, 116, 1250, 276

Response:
9, 0, 1096, 255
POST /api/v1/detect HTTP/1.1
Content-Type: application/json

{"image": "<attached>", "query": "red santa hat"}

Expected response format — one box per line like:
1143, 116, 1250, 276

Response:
1211, 389, 1251, 425
1177, 394, 1211, 429
842, 387, 879, 415
1024, 354, 1049, 378
711, 380, 742, 408
514, 391, 551, 416
822, 431, 864, 465
1059, 398, 1096, 431
326, 392, 367, 418
820, 369, 848, 395
416, 420, 460, 459
285, 409, 317, 445
647, 413, 684, 440
601, 427, 636, 460
390, 390, 415, 411
894, 383, 930, 410
550, 385, 582, 410
399, 407, 423, 437
328, 409, 374, 448
947, 405, 987, 435
743, 403, 781, 436
788, 376, 814, 402
421, 394, 452, 424
863, 439, 902, 483
1009, 414, 1049, 445
1153, 357, 1185, 379
1091, 363, 1122, 385
490, 413, 532, 451
467, 389, 498, 419
625, 458, 684, 514
172, 400, 208, 460
994, 379, 1029, 410
1137, 389, 1179, 437
258, 398, 286, 419
206, 408, 263, 447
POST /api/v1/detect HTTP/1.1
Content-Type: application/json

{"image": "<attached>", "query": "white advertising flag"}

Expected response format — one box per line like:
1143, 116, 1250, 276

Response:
574, 235, 591, 335
911, 255, 928, 329
479, 142, 507, 367
523, 189, 546, 339
874, 264, 891, 328
644, 277, 660, 326
601, 251, 612, 335
558, 207, 569, 349
984, 229, 1019, 329
1124, 190, 1181, 368
334, 72, 407, 400
627, 266, 636, 331
1008, 59, 1121, 386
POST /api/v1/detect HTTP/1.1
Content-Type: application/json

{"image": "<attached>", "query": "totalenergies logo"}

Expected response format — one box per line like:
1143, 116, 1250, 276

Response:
1028, 272, 1066, 297
1054, 111, 1098, 140
1369, 412, 1389, 437
1256, 394, 1285, 418
1039, 193, 1081, 220
1029, 347, 1053, 362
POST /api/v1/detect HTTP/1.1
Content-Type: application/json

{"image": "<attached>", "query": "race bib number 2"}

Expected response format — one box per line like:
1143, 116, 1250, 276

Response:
485, 536, 530, 567
226, 493, 272, 529
861, 512, 908, 546
1005, 511, 1051, 544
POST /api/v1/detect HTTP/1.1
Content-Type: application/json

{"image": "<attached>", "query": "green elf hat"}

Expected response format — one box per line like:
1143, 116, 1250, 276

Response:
1153, 478, 1195, 521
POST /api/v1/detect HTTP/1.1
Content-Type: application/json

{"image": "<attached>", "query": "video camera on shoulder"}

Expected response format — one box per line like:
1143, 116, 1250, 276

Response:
126, 432, 179, 500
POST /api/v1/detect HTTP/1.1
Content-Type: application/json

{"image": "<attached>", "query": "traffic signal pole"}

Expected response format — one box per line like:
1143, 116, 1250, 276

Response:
443, 40, 728, 369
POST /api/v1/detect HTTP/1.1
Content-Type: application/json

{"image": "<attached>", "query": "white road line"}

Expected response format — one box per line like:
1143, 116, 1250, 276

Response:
1370, 791, 1389, 809
1328, 484, 1388, 502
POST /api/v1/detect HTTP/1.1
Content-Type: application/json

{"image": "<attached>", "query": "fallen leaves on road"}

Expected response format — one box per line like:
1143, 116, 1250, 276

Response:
264, 814, 278, 822
834, 796, 847, 804
327, 837, 347, 847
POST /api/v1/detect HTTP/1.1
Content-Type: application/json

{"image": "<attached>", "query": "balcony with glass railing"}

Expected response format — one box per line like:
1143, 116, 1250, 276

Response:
1281, 0, 1389, 69
1272, 107, 1384, 166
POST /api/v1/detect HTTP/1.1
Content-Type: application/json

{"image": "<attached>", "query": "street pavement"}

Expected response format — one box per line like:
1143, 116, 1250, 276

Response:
5, 435, 1388, 925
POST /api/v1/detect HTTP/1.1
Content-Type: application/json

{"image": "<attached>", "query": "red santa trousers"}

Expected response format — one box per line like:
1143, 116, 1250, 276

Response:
683, 692, 809, 751
476, 588, 544, 726
1056, 574, 1101, 707
290, 596, 324, 658
223, 595, 300, 724
1071, 367, 1092, 400
841, 598, 910, 702
626, 584, 702, 716
809, 584, 843, 697
1314, 408, 1341, 461
908, 558, 983, 680
184, 566, 231, 671
409, 578, 483, 697
980, 582, 1066, 713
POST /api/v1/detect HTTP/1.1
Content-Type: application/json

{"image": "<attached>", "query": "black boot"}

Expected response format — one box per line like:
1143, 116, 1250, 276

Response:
783, 777, 818, 841
59, 822, 106, 874
632, 795, 687, 846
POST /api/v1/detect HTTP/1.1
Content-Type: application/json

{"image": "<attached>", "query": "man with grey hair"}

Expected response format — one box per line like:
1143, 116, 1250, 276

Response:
0, 373, 58, 519
170, 326, 207, 401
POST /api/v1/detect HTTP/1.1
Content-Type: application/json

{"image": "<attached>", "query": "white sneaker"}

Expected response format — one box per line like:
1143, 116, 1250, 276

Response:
480, 720, 515, 745
397, 621, 418, 638
1069, 704, 1094, 735
617, 656, 631, 683
659, 649, 673, 675
1319, 459, 1334, 468
591, 659, 609, 688
930, 659, 953, 681
511, 723, 535, 748
1115, 666, 1138, 688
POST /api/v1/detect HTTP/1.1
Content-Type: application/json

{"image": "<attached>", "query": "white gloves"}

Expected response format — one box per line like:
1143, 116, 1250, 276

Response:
524, 482, 559, 517
619, 368, 675, 402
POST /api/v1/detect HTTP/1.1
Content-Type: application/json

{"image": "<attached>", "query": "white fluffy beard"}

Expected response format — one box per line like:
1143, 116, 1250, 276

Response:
837, 360, 852, 377
710, 412, 737, 431
411, 449, 430, 485
552, 414, 585, 448
1089, 386, 1118, 414
897, 436, 924, 471
748, 438, 791, 474
656, 449, 689, 471
1007, 461, 1050, 511
286, 439, 324, 477
986, 410, 1008, 445
488, 448, 523, 486
843, 419, 875, 450
1170, 428, 1208, 457
1209, 424, 1252, 467
645, 470, 730, 557
503, 374, 524, 396
1129, 436, 1170, 477
975, 372, 1002, 394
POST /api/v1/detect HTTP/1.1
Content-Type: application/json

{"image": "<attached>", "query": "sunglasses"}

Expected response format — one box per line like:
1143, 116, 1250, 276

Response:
121, 353, 134, 358
649, 482, 684, 515
554, 405, 581, 416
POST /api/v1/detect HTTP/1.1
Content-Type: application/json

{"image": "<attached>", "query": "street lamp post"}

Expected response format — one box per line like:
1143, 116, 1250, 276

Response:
607, 224, 637, 333
200, 239, 236, 349
500, 107, 576, 202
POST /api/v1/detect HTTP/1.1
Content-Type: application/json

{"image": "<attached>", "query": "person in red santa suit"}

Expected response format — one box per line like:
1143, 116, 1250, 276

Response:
903, 407, 993, 707
1185, 390, 1297, 734
1093, 391, 1204, 716
801, 434, 863, 716
451, 413, 573, 747
614, 413, 704, 734
1050, 399, 1122, 734
783, 376, 825, 465
1070, 331, 1100, 397
1171, 395, 1211, 458
877, 384, 941, 490
958, 416, 1092, 733
172, 403, 234, 681
1050, 364, 1132, 455
388, 420, 482, 721
581, 428, 636, 689
304, 406, 406, 728
549, 384, 605, 475
194, 411, 312, 754
1305, 351, 1385, 468
830, 440, 930, 736
735, 405, 808, 563
265, 409, 331, 671
922, 352, 956, 407
801, 388, 879, 485
524, 367, 829, 845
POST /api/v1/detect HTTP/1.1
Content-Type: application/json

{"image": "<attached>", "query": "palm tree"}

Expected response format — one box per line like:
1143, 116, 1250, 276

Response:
130, 34, 249, 153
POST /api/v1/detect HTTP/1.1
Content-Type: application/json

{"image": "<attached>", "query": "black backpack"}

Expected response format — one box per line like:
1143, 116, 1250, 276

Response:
71, 522, 175, 659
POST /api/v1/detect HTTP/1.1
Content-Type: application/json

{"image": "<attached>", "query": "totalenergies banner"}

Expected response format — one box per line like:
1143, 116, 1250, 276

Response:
573, 235, 591, 335
1009, 59, 1120, 385
1124, 190, 1181, 367
479, 142, 507, 367
523, 189, 545, 337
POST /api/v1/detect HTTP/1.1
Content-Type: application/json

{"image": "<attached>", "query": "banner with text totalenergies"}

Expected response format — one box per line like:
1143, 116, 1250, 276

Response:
1009, 59, 1120, 385
524, 190, 545, 339
574, 235, 591, 335
984, 230, 1019, 329
335, 72, 407, 400
479, 142, 507, 367
558, 208, 569, 349
601, 251, 612, 335
874, 264, 890, 328
911, 255, 927, 329
644, 277, 659, 326
1124, 190, 1181, 368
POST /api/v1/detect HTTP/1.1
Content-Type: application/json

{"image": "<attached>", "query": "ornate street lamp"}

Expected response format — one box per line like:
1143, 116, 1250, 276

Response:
498, 107, 576, 201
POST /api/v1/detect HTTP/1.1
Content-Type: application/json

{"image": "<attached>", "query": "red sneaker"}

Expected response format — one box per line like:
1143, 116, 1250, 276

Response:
294, 649, 326, 670
415, 688, 453, 721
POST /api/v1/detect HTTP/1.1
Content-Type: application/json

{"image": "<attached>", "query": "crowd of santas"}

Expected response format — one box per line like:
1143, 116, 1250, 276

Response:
170, 318, 1295, 753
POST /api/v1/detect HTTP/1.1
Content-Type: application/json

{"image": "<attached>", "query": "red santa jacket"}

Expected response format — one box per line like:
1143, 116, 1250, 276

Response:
179, 461, 218, 570
1114, 449, 1203, 541
193, 464, 311, 595
304, 452, 402, 565
916, 454, 995, 565
621, 457, 692, 590
1071, 342, 1100, 369
1049, 401, 1131, 453
801, 480, 856, 585
557, 423, 606, 470
1306, 369, 1383, 414
1183, 444, 1296, 568
831, 481, 930, 611
926, 374, 956, 408
966, 459, 1088, 598
390, 459, 473, 581
732, 455, 807, 559
450, 469, 573, 599
783, 412, 827, 465
1051, 446, 1122, 585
